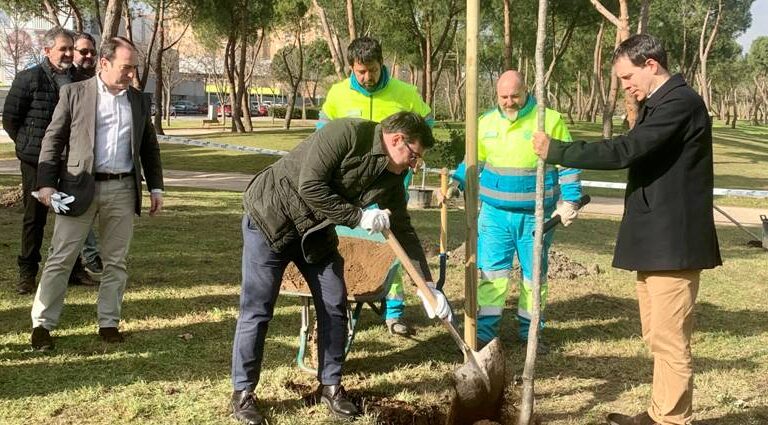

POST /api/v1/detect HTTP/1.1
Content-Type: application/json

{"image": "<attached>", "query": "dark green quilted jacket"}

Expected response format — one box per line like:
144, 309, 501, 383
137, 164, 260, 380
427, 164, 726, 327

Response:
243, 118, 432, 280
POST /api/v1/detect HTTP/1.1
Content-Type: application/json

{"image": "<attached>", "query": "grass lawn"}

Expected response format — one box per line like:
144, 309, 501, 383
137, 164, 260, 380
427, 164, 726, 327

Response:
0, 141, 14, 160
0, 174, 766, 424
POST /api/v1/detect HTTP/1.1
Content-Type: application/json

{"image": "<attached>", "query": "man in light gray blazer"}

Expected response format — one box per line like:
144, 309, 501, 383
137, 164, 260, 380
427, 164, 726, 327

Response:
30, 36, 164, 350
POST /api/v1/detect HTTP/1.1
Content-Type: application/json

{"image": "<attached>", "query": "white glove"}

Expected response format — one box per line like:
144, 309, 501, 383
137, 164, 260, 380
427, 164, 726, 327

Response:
32, 191, 75, 214
417, 282, 453, 322
553, 201, 579, 227
359, 208, 391, 234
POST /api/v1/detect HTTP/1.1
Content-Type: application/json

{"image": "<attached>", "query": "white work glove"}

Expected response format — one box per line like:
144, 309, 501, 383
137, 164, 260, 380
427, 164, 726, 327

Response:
553, 201, 579, 227
417, 282, 453, 322
359, 208, 391, 234
32, 191, 75, 214
435, 186, 461, 206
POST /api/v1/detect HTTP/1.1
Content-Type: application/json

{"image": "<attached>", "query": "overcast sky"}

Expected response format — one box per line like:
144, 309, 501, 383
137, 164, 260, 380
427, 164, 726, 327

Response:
737, 0, 768, 53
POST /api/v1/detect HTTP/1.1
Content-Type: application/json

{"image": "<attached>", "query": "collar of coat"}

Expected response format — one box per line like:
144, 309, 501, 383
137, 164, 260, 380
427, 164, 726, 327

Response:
371, 123, 387, 157
643, 74, 686, 108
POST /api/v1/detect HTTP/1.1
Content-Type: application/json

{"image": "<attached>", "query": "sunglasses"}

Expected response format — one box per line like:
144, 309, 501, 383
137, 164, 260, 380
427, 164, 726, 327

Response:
76, 48, 96, 56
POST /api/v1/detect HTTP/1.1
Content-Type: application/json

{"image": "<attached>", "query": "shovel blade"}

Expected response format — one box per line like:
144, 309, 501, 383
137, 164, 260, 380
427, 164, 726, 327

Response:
452, 337, 505, 416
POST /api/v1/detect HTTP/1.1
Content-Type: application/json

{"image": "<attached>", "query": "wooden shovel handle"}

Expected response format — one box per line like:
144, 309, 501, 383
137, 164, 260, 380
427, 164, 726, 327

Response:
382, 229, 438, 310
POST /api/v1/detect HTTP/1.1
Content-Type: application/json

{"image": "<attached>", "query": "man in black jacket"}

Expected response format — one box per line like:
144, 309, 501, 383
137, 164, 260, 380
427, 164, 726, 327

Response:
231, 112, 451, 424
2, 28, 96, 294
533, 34, 721, 425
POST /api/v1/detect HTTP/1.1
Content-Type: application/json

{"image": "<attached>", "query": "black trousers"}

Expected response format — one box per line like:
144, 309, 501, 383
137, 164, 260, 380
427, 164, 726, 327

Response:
18, 161, 48, 278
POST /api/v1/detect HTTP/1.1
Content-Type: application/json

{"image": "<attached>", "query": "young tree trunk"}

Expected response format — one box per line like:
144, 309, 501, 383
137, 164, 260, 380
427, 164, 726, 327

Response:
731, 89, 737, 129
237, 4, 252, 133
152, 0, 165, 135
94, 0, 104, 34
602, 30, 621, 138
139, 0, 161, 90
502, 0, 513, 70
102, 0, 124, 40
313, 0, 346, 79
226, 33, 246, 133
42, 0, 61, 27
587, 22, 605, 122
283, 31, 305, 131
66, 0, 84, 32
637, 0, 651, 34
697, 0, 723, 112
519, 0, 549, 423
346, 0, 357, 40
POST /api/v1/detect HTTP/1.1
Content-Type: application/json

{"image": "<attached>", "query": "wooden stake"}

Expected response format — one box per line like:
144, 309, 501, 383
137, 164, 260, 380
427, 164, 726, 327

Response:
463, 0, 480, 351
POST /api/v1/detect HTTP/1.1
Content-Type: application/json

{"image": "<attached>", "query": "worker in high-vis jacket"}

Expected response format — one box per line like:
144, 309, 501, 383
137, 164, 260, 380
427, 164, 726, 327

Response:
450, 70, 582, 354
317, 36, 434, 337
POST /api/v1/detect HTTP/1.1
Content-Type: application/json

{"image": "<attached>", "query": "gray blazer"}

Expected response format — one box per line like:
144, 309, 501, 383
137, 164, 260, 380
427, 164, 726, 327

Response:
37, 77, 164, 216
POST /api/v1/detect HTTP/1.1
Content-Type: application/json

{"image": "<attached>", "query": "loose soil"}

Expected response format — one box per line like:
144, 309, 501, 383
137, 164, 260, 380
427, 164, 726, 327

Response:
449, 243, 600, 280
280, 237, 396, 298
0, 185, 22, 208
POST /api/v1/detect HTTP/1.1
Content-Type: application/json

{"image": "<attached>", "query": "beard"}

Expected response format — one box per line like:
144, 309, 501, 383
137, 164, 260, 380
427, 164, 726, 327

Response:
79, 60, 95, 70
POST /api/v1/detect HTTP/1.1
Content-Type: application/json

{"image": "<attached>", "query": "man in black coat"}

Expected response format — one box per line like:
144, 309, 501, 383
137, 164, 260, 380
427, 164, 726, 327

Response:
2, 28, 96, 295
533, 34, 721, 425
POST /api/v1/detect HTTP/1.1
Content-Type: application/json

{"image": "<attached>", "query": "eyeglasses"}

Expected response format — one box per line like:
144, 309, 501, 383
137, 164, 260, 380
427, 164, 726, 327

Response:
76, 48, 96, 56
403, 141, 423, 167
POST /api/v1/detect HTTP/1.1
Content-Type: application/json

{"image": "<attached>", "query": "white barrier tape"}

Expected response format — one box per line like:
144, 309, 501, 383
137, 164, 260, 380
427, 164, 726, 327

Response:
158, 135, 768, 199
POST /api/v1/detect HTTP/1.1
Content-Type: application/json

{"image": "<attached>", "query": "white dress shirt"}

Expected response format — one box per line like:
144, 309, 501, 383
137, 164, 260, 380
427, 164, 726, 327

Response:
94, 75, 133, 174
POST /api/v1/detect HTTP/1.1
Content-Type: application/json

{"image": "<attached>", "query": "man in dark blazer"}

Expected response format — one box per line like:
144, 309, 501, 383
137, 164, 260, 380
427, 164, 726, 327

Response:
29, 37, 164, 350
533, 34, 721, 425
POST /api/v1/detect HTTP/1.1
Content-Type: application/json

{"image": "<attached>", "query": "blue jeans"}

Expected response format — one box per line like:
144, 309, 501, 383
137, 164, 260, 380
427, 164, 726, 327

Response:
231, 215, 349, 391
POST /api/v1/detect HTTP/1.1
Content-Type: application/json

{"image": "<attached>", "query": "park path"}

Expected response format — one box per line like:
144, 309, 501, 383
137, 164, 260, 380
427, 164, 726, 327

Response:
0, 157, 764, 228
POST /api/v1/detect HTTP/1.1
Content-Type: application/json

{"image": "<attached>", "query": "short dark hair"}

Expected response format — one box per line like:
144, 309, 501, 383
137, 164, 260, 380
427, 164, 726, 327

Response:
381, 112, 435, 149
347, 37, 383, 66
613, 34, 668, 70
99, 36, 135, 61
74, 32, 96, 46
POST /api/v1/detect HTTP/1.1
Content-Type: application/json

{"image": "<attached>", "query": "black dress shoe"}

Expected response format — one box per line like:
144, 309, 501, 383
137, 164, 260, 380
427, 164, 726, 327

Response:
231, 390, 264, 425
98, 327, 124, 343
319, 384, 360, 419
31, 326, 54, 350
607, 411, 658, 425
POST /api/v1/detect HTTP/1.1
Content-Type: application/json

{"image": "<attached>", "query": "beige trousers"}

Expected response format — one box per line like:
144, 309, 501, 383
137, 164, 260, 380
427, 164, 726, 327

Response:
636, 270, 701, 425
32, 178, 136, 330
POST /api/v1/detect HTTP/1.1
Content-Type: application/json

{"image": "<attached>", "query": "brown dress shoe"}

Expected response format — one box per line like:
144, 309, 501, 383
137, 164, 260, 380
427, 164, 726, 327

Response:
98, 327, 124, 343
607, 411, 658, 425
16, 275, 36, 295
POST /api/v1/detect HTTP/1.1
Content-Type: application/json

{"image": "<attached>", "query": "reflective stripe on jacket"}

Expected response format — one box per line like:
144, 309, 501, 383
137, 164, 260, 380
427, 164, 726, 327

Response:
453, 99, 582, 211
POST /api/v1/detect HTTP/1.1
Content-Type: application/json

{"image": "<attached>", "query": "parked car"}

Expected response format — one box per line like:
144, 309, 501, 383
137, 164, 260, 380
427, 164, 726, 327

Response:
172, 100, 197, 114
250, 102, 268, 117
217, 103, 232, 117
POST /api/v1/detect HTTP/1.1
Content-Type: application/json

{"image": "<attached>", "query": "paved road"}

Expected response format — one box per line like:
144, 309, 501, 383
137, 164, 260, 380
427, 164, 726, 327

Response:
1, 158, 764, 228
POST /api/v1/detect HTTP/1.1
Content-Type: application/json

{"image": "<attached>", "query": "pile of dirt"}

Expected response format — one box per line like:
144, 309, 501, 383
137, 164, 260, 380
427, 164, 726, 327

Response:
360, 396, 447, 424
0, 185, 23, 208
448, 243, 600, 280
280, 237, 396, 298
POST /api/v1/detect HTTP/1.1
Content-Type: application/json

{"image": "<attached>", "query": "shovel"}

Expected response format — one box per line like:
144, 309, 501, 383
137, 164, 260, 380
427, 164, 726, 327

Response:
382, 229, 505, 418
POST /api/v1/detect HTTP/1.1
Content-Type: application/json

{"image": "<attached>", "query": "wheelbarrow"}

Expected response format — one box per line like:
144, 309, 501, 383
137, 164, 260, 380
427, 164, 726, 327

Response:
278, 226, 447, 374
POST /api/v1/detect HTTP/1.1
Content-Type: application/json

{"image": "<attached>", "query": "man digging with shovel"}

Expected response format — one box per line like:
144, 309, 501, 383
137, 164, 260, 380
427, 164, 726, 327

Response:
230, 112, 452, 424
